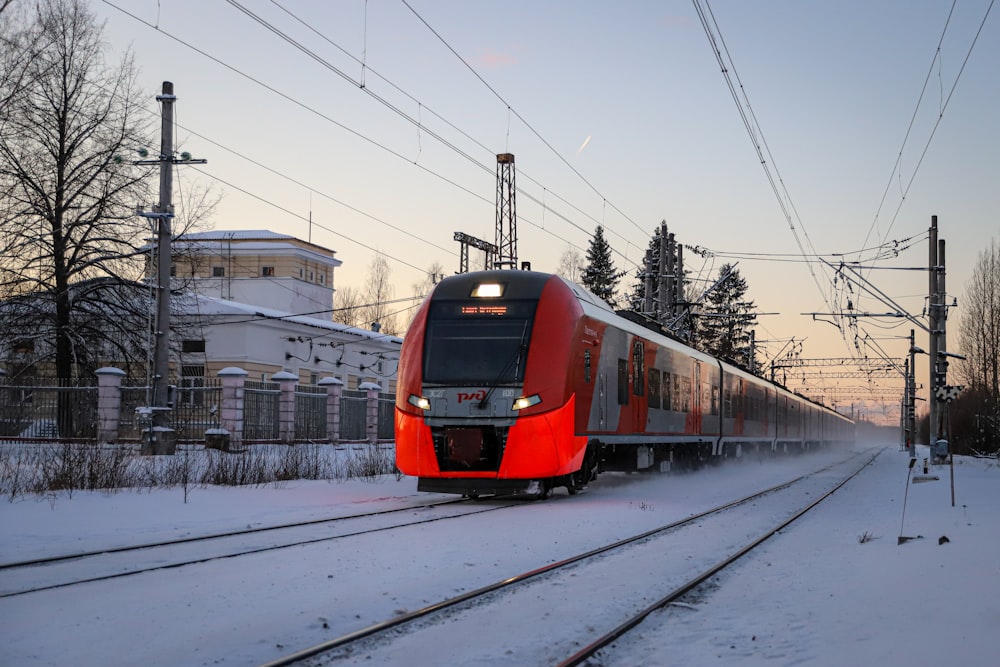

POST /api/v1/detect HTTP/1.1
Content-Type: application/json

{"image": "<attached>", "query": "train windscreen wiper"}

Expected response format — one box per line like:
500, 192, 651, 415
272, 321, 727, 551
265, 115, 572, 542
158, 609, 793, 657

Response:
477, 322, 529, 409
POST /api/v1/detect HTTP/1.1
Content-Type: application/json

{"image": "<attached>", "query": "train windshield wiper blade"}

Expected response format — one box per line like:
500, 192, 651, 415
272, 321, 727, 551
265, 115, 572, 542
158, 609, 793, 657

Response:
477, 323, 529, 409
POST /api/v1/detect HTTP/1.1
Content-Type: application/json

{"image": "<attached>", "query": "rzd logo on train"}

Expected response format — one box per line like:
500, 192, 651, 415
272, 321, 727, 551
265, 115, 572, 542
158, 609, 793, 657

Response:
456, 390, 487, 403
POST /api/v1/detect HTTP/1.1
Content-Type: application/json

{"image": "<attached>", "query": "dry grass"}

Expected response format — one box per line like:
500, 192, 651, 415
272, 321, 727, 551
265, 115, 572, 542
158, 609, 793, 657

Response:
0, 441, 399, 500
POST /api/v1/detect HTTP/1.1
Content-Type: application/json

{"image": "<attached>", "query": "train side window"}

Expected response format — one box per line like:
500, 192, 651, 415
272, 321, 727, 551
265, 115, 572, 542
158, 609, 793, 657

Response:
662, 372, 672, 410
617, 359, 629, 405
584, 349, 592, 383
631, 340, 644, 396
724, 389, 732, 417
648, 368, 661, 409
711, 385, 719, 416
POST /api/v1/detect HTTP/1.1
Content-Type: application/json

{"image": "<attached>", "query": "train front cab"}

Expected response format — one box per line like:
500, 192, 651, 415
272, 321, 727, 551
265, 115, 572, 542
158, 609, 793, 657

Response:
395, 271, 590, 498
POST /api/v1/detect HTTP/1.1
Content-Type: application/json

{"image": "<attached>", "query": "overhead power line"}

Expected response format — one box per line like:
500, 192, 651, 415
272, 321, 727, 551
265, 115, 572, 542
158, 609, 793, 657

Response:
860, 0, 995, 261
399, 0, 649, 241
692, 0, 836, 318
100, 0, 619, 273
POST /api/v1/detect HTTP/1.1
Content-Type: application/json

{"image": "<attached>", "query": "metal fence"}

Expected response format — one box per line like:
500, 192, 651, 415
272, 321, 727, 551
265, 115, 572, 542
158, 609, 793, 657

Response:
0, 378, 97, 440
378, 394, 395, 440
118, 381, 223, 443
295, 385, 326, 441
0, 378, 394, 444
340, 389, 367, 441
244, 380, 280, 441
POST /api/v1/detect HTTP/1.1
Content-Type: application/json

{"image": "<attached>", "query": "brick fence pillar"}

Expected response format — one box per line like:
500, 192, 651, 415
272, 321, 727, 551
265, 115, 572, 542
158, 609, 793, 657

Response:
319, 376, 344, 444
272, 371, 298, 444
218, 367, 248, 449
95, 367, 126, 444
359, 381, 382, 444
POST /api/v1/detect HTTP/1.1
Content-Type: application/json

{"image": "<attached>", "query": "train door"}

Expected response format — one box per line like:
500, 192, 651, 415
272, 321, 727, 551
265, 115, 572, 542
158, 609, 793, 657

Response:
692, 361, 703, 433
735, 378, 745, 436
631, 338, 645, 433
597, 373, 606, 430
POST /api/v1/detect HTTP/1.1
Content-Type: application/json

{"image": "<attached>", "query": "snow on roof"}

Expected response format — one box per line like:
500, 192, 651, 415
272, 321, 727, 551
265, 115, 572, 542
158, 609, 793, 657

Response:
189, 293, 402, 346
176, 230, 296, 241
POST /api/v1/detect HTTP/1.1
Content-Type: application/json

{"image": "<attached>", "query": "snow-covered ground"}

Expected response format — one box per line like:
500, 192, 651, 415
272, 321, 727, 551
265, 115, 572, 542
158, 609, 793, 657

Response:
1, 441, 996, 666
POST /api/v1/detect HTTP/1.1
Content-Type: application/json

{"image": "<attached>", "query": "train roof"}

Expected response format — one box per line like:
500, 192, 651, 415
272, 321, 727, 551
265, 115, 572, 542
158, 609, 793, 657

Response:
430, 271, 850, 423
552, 275, 851, 422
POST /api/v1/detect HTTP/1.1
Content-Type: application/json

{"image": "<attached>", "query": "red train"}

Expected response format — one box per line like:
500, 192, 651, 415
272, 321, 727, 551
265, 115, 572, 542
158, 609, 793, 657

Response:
395, 270, 854, 498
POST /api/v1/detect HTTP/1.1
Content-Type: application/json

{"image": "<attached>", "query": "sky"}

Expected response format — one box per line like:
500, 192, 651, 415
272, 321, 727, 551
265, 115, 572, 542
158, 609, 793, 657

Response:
85, 0, 1000, 424
1, 441, 997, 666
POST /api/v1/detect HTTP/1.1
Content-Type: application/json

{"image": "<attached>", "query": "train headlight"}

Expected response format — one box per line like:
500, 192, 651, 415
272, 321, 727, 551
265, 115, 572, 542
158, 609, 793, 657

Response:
511, 394, 541, 411
407, 394, 431, 411
470, 282, 504, 298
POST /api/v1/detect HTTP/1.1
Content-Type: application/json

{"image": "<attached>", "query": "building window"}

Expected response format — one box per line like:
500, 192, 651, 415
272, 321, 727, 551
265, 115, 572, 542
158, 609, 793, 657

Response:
299, 268, 304, 278
212, 266, 225, 277
179, 365, 205, 407
262, 266, 275, 276
181, 339, 206, 353
170, 264, 177, 277
13, 339, 34, 354
308, 271, 314, 281
318, 273, 325, 284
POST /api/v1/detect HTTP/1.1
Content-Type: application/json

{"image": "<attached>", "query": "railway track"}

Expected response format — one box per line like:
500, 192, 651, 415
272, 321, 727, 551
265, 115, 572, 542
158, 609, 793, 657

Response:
0, 497, 514, 598
260, 450, 879, 666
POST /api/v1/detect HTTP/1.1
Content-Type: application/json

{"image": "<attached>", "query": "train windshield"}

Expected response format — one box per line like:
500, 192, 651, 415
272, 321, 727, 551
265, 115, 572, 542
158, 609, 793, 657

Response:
423, 300, 537, 385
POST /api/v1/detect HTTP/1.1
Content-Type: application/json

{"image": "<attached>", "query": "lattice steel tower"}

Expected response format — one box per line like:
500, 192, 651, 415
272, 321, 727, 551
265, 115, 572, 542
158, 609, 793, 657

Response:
494, 153, 517, 269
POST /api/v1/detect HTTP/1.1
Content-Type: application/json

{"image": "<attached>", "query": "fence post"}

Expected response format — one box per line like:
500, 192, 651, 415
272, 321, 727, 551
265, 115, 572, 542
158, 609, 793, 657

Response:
218, 367, 248, 449
359, 381, 382, 443
95, 367, 126, 444
319, 376, 343, 444
273, 371, 298, 444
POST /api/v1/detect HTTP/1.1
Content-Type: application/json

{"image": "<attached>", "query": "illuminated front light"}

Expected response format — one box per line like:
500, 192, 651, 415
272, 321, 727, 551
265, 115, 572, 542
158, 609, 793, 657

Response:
471, 282, 504, 298
408, 394, 431, 411
511, 394, 542, 411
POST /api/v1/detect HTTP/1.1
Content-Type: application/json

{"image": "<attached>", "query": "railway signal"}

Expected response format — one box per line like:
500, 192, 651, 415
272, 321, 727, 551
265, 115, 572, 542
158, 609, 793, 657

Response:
935, 385, 964, 403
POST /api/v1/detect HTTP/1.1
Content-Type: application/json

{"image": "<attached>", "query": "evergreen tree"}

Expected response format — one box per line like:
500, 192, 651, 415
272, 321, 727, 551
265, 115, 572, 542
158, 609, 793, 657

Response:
627, 221, 681, 320
581, 225, 619, 307
695, 264, 758, 367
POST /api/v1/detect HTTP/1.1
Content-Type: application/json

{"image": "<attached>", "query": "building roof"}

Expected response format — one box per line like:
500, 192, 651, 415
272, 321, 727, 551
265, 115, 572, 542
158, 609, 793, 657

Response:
177, 230, 297, 241
173, 230, 339, 261
187, 294, 402, 347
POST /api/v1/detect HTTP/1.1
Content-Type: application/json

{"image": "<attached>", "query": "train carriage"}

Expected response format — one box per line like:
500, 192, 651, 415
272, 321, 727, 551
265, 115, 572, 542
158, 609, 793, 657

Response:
395, 270, 854, 498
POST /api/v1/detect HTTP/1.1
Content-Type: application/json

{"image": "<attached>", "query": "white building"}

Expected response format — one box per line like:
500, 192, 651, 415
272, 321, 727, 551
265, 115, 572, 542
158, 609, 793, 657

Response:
167, 230, 341, 318
162, 230, 399, 391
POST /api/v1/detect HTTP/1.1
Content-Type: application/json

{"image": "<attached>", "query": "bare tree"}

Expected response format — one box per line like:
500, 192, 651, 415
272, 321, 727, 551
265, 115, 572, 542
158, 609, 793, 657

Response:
403, 261, 444, 330
357, 253, 399, 335
957, 239, 999, 449
0, 0, 154, 434
556, 245, 585, 283
331, 284, 365, 329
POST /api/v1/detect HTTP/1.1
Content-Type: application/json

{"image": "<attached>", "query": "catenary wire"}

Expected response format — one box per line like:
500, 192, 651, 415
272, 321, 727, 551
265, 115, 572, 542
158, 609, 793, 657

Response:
399, 0, 649, 240
101, 0, 639, 275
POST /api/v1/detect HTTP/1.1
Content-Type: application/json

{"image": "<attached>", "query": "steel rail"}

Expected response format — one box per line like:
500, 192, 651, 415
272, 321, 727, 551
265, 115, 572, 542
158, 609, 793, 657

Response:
0, 501, 512, 598
555, 450, 880, 666
258, 453, 868, 667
